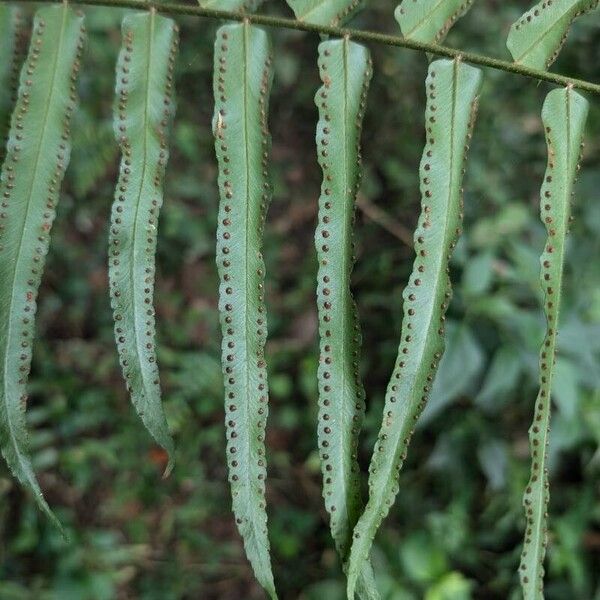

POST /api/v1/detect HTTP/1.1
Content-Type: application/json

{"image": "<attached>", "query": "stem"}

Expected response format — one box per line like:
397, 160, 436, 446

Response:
8, 0, 600, 96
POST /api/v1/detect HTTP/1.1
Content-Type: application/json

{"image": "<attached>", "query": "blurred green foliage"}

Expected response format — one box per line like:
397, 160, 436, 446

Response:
0, 1, 599, 599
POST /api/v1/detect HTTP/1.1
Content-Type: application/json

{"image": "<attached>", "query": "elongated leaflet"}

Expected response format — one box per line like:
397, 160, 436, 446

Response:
0, 6, 26, 162
199, 0, 264, 12
346, 59, 482, 598
287, 0, 364, 26
108, 12, 178, 473
507, 0, 599, 70
315, 38, 378, 600
519, 87, 588, 600
395, 0, 476, 43
0, 4, 85, 528
212, 22, 277, 600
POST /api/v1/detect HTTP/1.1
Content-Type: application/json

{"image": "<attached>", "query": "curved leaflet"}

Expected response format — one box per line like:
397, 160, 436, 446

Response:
507, 0, 599, 70
109, 11, 178, 473
519, 87, 587, 600
0, 6, 26, 162
314, 38, 378, 600
346, 59, 483, 598
0, 4, 85, 528
212, 22, 277, 599
395, 0, 476, 43
287, 0, 364, 26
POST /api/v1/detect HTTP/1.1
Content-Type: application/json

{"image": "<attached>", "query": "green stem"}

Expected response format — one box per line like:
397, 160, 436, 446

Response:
7, 0, 600, 95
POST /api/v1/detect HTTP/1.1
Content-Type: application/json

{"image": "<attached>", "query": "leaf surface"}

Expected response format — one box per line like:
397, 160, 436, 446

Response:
109, 12, 179, 474
287, 0, 364, 26
314, 38, 378, 600
507, 0, 599, 70
395, 0, 476, 43
0, 6, 26, 162
346, 58, 483, 598
0, 4, 85, 529
519, 86, 588, 600
199, 0, 264, 12
212, 22, 277, 600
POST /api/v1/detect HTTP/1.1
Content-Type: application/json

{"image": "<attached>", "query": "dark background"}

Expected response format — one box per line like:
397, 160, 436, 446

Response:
0, 1, 599, 598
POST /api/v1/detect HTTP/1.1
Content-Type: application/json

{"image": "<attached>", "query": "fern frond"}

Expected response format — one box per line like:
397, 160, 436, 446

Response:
0, 4, 85, 529
199, 0, 264, 12
314, 38, 379, 600
108, 11, 178, 475
395, 0, 476, 43
346, 58, 483, 599
0, 6, 26, 162
287, 0, 364, 26
507, 0, 599, 70
519, 86, 588, 600
212, 22, 277, 600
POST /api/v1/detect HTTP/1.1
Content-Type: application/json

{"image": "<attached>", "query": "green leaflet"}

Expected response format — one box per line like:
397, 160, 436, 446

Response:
519, 87, 588, 600
0, 6, 26, 162
108, 12, 178, 474
314, 39, 378, 600
199, 0, 264, 12
346, 59, 483, 599
212, 22, 277, 600
287, 0, 364, 26
0, 4, 85, 529
507, 0, 599, 70
395, 0, 476, 43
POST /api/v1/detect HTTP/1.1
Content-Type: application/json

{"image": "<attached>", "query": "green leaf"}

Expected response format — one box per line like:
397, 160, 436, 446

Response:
0, 6, 26, 163
395, 0, 476, 43
286, 0, 364, 26
212, 22, 277, 600
552, 358, 579, 419
507, 0, 599, 70
108, 12, 179, 474
424, 572, 473, 600
199, 0, 264, 12
346, 58, 483, 599
314, 38, 379, 600
0, 4, 85, 530
475, 345, 522, 412
519, 86, 588, 600
420, 322, 484, 425
461, 251, 493, 296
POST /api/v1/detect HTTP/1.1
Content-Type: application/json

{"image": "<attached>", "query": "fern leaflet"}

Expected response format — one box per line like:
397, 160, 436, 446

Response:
199, 0, 264, 12
507, 0, 599, 70
395, 0, 476, 43
212, 22, 277, 599
314, 38, 379, 600
287, 0, 364, 26
519, 86, 588, 600
0, 4, 85, 529
109, 11, 178, 474
346, 58, 483, 598
0, 5, 26, 163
